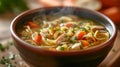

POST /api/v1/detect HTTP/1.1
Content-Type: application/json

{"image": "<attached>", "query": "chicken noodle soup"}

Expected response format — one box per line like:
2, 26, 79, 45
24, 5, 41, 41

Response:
17, 15, 110, 51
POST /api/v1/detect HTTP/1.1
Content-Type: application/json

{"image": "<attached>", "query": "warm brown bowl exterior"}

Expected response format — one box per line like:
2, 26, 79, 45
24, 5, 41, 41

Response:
10, 7, 117, 67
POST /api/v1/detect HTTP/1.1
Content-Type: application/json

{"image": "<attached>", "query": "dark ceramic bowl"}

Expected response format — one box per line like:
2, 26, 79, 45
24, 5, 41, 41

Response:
10, 7, 117, 67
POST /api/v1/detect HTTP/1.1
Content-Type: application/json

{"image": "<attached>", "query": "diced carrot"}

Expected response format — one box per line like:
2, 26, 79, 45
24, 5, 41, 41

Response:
100, 7, 120, 24
78, 31, 86, 40
81, 40, 89, 47
33, 34, 42, 45
28, 22, 38, 28
65, 23, 73, 28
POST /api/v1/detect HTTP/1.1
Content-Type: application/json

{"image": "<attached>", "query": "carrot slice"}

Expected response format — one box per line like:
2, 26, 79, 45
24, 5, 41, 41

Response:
65, 23, 73, 28
28, 22, 38, 28
81, 40, 89, 47
78, 31, 86, 40
34, 34, 42, 45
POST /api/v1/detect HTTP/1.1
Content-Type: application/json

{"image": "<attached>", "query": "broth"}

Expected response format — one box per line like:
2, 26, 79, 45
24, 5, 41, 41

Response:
17, 15, 110, 51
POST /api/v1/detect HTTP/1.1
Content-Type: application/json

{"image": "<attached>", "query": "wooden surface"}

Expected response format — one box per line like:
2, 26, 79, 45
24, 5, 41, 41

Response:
0, 0, 120, 67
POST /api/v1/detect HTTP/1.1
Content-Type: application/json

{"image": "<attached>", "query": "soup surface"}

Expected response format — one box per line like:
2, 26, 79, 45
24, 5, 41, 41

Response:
17, 15, 110, 51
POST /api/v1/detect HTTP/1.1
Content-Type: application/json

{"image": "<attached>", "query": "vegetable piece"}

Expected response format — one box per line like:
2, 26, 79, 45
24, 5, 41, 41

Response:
34, 34, 42, 45
78, 31, 86, 40
0, 43, 5, 51
81, 40, 89, 47
28, 22, 38, 28
65, 23, 73, 28
100, 7, 120, 24
56, 44, 68, 51
0, 54, 16, 67
56, 46, 64, 51
32, 32, 42, 45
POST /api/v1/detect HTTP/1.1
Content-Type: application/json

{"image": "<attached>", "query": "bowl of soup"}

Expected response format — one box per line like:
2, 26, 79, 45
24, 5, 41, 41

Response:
10, 7, 117, 67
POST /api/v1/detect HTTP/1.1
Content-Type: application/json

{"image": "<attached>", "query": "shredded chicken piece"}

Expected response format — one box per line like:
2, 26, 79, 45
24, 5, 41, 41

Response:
71, 43, 82, 50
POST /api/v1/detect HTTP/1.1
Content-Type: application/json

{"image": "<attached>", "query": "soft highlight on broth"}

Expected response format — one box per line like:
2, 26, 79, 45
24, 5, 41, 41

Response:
17, 15, 110, 51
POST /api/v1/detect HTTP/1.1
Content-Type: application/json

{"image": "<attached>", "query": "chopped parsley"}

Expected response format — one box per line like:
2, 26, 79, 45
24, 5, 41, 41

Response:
80, 27, 88, 32
0, 43, 5, 51
0, 42, 14, 52
90, 43, 94, 47
60, 46, 65, 51
25, 36, 30, 39
0, 56, 16, 67
79, 22, 83, 25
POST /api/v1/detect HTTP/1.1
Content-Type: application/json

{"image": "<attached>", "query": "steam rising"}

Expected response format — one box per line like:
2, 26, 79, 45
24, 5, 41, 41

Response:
50, 7, 74, 15
32, 7, 75, 22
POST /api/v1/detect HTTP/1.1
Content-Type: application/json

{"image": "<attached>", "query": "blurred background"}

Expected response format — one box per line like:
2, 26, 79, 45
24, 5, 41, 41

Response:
0, 0, 120, 40
0, 0, 120, 67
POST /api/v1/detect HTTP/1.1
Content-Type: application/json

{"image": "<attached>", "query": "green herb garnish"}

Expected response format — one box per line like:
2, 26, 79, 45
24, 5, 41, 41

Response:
90, 43, 94, 47
60, 46, 65, 51
79, 22, 83, 25
0, 43, 5, 51
80, 27, 88, 32
0, 56, 16, 67
25, 36, 30, 39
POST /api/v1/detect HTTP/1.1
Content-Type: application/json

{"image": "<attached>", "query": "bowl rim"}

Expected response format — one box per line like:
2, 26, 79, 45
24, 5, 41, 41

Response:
10, 6, 117, 56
